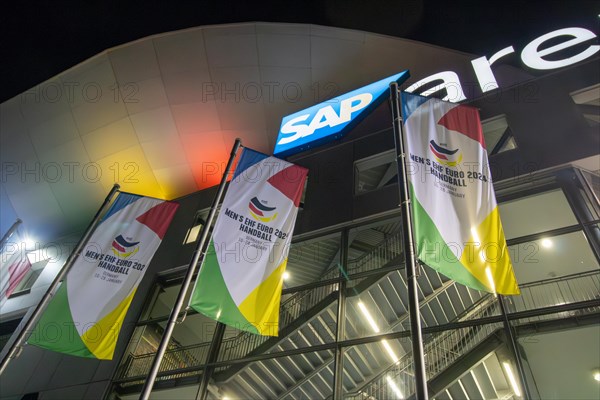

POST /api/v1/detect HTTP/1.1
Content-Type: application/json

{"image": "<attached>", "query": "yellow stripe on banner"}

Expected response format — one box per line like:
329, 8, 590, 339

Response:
459, 206, 520, 295
238, 260, 287, 337
81, 289, 137, 360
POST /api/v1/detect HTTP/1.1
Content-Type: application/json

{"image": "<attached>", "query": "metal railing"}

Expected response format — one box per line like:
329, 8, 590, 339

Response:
345, 269, 600, 399
116, 334, 211, 383
115, 280, 340, 381
115, 234, 403, 382
114, 232, 599, 388
322, 233, 403, 280
217, 233, 406, 364
217, 281, 339, 363
509, 270, 600, 317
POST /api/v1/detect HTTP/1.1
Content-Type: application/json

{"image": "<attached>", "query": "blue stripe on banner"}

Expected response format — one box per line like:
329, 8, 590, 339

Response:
233, 148, 270, 180
401, 92, 430, 121
101, 193, 142, 223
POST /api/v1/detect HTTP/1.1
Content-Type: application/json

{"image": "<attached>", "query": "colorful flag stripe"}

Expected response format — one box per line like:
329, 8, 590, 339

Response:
29, 193, 179, 359
403, 92, 519, 295
190, 148, 308, 336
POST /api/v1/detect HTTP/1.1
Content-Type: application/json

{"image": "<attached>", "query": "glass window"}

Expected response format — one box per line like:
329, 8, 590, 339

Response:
579, 169, 600, 220
354, 150, 396, 195
481, 114, 517, 155
344, 266, 489, 340
143, 284, 180, 320
343, 218, 492, 340
342, 322, 511, 399
0, 317, 21, 354
118, 313, 218, 382
509, 231, 599, 285
499, 189, 578, 240
519, 326, 600, 400
570, 83, 600, 127
343, 340, 408, 398
285, 233, 341, 287
214, 350, 334, 399
183, 211, 206, 244
8, 259, 48, 297
347, 218, 402, 276
218, 296, 338, 362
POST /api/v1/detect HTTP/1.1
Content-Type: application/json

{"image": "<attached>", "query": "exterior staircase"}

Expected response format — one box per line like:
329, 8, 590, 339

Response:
113, 233, 600, 400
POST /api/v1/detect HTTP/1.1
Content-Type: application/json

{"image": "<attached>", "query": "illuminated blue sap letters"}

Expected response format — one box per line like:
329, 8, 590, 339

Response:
273, 71, 410, 157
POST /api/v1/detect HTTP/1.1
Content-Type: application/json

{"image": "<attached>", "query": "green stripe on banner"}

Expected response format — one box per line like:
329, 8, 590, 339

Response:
28, 283, 95, 358
190, 241, 260, 335
410, 184, 488, 292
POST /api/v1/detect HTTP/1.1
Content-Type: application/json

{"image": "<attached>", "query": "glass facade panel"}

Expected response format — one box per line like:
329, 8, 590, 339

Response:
112, 169, 600, 399
344, 265, 491, 340
519, 326, 600, 400
579, 169, 600, 220
285, 232, 341, 286
213, 350, 334, 399
343, 340, 410, 399
509, 230, 599, 284
346, 218, 403, 276
218, 298, 338, 362
499, 189, 578, 239
117, 313, 217, 383
143, 284, 179, 320
354, 149, 396, 195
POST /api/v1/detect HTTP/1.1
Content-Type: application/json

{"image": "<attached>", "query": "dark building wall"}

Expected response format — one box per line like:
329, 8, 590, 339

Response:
1, 54, 597, 400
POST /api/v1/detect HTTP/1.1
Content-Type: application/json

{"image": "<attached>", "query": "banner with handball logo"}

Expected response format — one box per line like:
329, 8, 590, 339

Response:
402, 92, 519, 295
189, 148, 308, 336
29, 193, 178, 359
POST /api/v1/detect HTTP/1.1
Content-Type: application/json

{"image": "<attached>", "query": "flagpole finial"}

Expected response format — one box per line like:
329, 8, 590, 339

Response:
389, 81, 401, 93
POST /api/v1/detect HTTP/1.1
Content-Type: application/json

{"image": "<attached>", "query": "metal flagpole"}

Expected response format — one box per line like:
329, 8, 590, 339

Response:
0, 183, 120, 376
499, 295, 532, 399
0, 219, 22, 250
139, 138, 243, 400
389, 82, 429, 399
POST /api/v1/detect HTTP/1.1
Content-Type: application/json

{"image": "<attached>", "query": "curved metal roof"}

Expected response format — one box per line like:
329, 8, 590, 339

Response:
0, 22, 480, 241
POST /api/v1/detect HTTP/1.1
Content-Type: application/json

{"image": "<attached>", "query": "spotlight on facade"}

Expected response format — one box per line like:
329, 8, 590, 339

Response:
593, 368, 600, 382
282, 271, 290, 281
541, 238, 553, 248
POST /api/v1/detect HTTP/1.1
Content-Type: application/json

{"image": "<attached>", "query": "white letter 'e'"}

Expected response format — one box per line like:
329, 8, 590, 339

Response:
521, 27, 599, 70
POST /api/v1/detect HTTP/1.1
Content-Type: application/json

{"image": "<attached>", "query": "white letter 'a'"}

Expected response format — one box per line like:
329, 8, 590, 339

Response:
405, 71, 467, 102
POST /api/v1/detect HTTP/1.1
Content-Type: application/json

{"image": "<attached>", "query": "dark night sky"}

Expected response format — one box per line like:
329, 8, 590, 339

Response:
1, 0, 598, 102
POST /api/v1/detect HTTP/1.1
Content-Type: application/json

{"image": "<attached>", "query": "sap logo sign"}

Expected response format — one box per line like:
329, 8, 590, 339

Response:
274, 71, 410, 157
278, 93, 372, 145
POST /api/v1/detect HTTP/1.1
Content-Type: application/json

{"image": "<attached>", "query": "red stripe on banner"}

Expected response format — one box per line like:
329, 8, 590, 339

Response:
6, 258, 32, 298
437, 105, 486, 149
112, 241, 126, 252
136, 201, 180, 239
248, 202, 264, 216
267, 165, 308, 207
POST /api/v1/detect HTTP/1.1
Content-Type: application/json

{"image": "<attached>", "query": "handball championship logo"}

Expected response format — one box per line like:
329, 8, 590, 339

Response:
248, 197, 278, 223
429, 140, 463, 167
112, 235, 140, 258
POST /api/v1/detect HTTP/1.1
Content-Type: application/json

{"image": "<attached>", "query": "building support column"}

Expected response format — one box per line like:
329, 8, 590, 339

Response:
196, 323, 226, 400
332, 229, 349, 399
